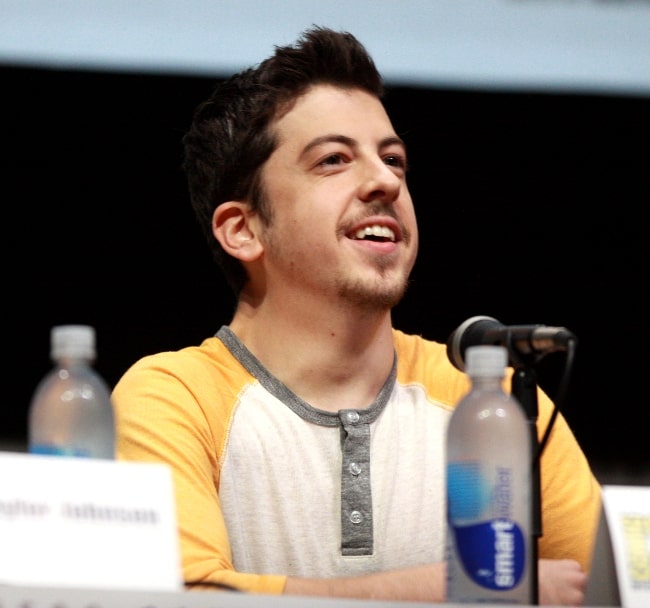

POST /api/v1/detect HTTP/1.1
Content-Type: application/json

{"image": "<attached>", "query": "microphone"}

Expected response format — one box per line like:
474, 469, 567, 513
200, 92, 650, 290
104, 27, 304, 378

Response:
447, 315, 577, 371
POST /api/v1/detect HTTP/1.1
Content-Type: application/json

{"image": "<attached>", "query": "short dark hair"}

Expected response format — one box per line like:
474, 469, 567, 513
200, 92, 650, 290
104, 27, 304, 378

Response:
182, 26, 385, 295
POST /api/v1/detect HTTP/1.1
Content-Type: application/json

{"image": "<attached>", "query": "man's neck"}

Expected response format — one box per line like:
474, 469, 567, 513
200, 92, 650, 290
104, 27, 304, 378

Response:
227, 298, 396, 412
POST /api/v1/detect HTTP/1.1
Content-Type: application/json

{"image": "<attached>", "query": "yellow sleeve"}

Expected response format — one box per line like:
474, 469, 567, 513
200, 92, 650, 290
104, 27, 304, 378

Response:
112, 349, 287, 595
536, 389, 602, 572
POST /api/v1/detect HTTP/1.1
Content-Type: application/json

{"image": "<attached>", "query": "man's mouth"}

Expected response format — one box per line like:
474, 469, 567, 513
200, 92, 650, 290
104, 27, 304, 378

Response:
352, 225, 396, 242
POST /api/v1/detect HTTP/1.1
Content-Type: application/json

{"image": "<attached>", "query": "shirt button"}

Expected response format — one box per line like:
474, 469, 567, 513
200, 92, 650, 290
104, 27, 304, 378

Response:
346, 411, 360, 424
349, 462, 362, 476
350, 510, 363, 524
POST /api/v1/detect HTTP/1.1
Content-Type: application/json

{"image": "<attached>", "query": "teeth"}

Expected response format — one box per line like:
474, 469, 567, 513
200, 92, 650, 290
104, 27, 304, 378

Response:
354, 225, 396, 241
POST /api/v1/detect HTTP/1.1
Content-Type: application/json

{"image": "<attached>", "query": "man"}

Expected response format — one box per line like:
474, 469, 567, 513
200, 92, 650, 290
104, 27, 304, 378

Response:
113, 26, 601, 605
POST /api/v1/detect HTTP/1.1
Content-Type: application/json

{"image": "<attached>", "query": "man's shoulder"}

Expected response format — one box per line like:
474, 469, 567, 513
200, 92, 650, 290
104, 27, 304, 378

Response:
391, 328, 470, 407
112, 334, 255, 425
391, 327, 446, 356
116, 334, 247, 388
132, 334, 226, 364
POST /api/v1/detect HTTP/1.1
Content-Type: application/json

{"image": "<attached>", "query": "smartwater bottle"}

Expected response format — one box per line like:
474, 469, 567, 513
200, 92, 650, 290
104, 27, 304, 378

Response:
446, 345, 533, 604
28, 325, 116, 459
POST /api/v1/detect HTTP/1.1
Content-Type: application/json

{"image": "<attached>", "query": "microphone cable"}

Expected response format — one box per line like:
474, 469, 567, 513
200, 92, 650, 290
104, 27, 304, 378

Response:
535, 335, 578, 462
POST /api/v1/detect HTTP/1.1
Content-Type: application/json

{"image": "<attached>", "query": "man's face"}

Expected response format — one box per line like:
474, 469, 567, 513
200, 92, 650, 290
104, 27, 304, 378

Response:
257, 84, 419, 311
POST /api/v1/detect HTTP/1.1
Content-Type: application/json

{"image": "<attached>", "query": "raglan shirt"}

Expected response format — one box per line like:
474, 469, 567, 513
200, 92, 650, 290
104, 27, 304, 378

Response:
113, 327, 601, 595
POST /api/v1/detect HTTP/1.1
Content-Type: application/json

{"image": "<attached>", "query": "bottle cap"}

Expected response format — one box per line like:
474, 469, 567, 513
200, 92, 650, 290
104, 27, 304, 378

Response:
50, 325, 96, 361
465, 345, 507, 377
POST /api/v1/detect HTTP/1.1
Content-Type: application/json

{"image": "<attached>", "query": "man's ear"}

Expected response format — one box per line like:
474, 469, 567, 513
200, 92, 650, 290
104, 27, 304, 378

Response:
212, 201, 264, 262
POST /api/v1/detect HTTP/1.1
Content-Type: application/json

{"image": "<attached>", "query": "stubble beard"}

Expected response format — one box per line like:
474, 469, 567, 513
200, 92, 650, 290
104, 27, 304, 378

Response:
336, 262, 411, 311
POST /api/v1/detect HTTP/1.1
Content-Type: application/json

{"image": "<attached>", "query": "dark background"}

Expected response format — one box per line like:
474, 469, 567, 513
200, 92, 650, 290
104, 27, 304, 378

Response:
2, 65, 648, 476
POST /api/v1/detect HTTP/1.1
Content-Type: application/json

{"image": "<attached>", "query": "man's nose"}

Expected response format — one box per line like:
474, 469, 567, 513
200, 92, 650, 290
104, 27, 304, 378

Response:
357, 159, 401, 204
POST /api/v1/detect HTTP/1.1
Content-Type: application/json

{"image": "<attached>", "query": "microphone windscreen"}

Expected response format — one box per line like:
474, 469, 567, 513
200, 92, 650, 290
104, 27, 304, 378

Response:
446, 316, 502, 371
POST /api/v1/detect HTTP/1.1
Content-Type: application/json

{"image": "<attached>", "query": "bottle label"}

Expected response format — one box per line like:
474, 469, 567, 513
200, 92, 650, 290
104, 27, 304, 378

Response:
29, 444, 90, 458
447, 461, 527, 591
450, 518, 526, 590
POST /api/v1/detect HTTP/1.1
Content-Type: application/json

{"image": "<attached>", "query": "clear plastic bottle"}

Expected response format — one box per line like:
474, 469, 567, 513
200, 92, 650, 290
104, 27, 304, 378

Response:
28, 325, 116, 459
445, 345, 533, 604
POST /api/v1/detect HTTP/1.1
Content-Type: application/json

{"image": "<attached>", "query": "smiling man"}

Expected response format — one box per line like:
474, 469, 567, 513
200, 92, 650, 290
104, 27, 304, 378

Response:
112, 26, 601, 606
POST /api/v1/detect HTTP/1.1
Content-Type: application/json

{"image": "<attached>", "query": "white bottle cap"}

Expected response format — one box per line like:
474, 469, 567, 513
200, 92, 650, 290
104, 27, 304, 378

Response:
465, 345, 507, 377
50, 325, 96, 361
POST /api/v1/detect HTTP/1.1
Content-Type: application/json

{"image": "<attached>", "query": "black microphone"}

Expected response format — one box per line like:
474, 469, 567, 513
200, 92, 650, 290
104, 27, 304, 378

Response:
447, 315, 577, 371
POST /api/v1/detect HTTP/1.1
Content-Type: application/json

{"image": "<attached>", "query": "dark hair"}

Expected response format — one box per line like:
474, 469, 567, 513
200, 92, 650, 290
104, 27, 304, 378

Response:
182, 26, 385, 295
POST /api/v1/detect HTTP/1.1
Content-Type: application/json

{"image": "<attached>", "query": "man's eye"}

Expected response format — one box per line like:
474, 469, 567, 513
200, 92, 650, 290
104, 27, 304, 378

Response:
384, 155, 408, 170
319, 154, 344, 166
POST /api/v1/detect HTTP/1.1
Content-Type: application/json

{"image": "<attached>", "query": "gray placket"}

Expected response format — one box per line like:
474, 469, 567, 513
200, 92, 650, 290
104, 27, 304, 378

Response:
339, 408, 373, 555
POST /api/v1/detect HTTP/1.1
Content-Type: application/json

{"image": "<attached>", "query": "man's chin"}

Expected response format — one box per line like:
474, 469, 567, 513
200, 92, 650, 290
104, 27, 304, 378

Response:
338, 281, 409, 311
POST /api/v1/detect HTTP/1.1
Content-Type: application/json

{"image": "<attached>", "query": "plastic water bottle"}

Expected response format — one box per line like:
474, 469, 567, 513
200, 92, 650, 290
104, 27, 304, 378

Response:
445, 345, 533, 604
28, 325, 116, 459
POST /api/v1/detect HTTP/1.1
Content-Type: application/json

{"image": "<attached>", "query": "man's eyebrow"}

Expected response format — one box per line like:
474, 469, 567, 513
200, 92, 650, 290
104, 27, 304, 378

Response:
380, 136, 406, 150
300, 134, 406, 158
300, 134, 355, 158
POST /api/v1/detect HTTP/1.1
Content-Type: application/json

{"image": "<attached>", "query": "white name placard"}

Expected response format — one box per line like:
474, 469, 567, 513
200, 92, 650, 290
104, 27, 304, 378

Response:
586, 484, 650, 607
0, 451, 182, 591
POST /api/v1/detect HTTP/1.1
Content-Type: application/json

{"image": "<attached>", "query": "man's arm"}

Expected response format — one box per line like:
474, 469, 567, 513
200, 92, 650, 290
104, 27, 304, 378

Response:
284, 559, 587, 606
284, 563, 446, 602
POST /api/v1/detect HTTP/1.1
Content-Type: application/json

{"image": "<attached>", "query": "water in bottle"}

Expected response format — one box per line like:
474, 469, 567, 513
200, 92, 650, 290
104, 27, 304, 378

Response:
28, 324, 116, 459
446, 345, 533, 604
